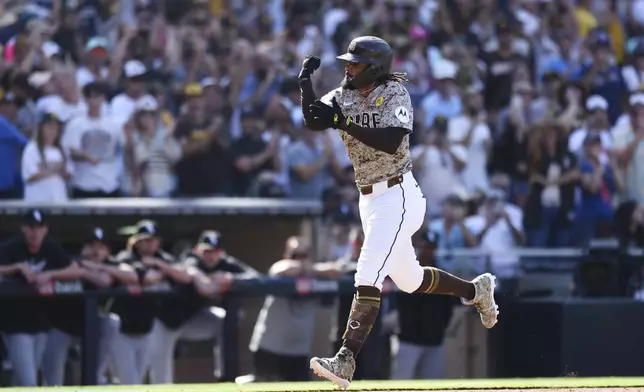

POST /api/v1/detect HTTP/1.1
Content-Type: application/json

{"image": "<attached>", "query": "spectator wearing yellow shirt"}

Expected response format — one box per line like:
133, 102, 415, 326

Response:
575, 0, 597, 38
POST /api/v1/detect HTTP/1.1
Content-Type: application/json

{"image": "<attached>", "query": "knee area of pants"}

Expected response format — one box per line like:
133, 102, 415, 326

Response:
355, 277, 383, 291
396, 272, 424, 294
397, 280, 420, 294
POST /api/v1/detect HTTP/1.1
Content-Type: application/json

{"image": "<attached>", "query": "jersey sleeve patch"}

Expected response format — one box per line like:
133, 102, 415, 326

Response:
394, 106, 411, 124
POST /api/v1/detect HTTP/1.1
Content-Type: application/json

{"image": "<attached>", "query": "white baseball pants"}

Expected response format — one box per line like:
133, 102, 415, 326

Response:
2, 332, 47, 386
111, 328, 152, 384
355, 171, 426, 293
41, 314, 119, 386
148, 307, 226, 384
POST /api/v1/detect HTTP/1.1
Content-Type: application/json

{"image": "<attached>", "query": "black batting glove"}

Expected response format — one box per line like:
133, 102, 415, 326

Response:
298, 55, 321, 81
309, 97, 351, 130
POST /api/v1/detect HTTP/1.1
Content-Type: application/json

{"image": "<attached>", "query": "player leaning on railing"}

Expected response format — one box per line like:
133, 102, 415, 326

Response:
299, 36, 500, 389
0, 209, 81, 386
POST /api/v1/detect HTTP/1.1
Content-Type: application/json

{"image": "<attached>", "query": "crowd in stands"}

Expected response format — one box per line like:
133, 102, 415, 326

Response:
2, 0, 644, 249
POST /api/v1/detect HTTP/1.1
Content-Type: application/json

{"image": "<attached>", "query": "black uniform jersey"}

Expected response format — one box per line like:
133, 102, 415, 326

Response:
0, 236, 72, 333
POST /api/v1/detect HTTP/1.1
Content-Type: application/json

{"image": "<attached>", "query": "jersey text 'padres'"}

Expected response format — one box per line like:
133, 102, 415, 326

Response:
321, 81, 413, 186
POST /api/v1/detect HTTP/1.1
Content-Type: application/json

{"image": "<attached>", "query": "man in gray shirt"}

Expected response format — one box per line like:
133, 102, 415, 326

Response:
287, 130, 341, 199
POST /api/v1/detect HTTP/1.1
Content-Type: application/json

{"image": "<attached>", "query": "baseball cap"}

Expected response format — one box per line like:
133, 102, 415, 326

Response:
495, 17, 516, 34
135, 95, 158, 112
485, 188, 507, 201
85, 37, 109, 54
433, 115, 448, 134
184, 83, 203, 97
630, 93, 644, 107
584, 132, 602, 145
586, 95, 609, 111
41, 41, 61, 59
85, 227, 107, 244
39, 112, 62, 125
196, 230, 222, 250
82, 81, 107, 97
444, 193, 465, 207
0, 89, 15, 104
590, 31, 611, 48
28, 71, 53, 89
124, 60, 147, 79
23, 209, 47, 226
409, 25, 428, 40
118, 220, 159, 241
433, 59, 457, 80
200, 77, 217, 88
542, 70, 562, 82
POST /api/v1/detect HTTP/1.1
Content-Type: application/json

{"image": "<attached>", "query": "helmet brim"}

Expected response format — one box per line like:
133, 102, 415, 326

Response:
337, 53, 375, 64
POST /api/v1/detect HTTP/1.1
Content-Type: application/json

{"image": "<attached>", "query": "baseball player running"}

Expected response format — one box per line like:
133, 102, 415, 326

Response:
299, 36, 499, 389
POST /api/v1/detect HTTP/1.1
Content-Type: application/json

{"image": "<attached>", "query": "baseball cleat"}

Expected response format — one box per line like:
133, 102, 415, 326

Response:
462, 273, 499, 328
310, 347, 355, 390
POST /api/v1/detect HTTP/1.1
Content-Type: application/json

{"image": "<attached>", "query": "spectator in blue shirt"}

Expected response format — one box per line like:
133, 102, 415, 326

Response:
575, 133, 623, 244
0, 91, 28, 199
428, 194, 477, 249
572, 32, 625, 125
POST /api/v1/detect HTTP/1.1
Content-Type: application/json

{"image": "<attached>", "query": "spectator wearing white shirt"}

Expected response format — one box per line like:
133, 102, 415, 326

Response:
412, 116, 467, 219
75, 37, 110, 89
420, 60, 462, 130
21, 113, 72, 202
62, 81, 124, 198
621, 39, 644, 93
613, 93, 644, 204
447, 86, 492, 192
126, 96, 182, 197
568, 95, 613, 161
36, 69, 87, 123
465, 189, 525, 278
110, 60, 154, 126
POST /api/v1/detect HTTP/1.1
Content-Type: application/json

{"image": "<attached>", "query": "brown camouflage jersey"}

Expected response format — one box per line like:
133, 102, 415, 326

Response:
321, 81, 413, 186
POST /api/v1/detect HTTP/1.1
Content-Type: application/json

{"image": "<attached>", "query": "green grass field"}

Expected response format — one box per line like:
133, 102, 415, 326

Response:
4, 378, 644, 392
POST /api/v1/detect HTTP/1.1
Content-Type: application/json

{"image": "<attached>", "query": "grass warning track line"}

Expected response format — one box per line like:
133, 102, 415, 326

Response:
2, 378, 644, 392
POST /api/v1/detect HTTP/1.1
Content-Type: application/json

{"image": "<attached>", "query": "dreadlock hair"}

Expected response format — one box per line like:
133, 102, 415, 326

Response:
379, 72, 409, 84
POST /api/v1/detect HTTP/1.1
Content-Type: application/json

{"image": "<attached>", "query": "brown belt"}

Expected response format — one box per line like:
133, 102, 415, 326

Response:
358, 174, 404, 195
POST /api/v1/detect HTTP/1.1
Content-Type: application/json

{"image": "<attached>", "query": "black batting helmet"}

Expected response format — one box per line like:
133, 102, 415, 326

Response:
337, 36, 393, 89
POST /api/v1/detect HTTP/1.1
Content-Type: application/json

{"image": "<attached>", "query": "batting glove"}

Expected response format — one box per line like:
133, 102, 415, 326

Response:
309, 97, 351, 130
298, 55, 321, 81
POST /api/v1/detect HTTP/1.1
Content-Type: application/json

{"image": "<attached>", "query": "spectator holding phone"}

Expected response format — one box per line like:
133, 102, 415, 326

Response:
466, 189, 525, 277
429, 194, 478, 249
576, 133, 623, 244
413, 116, 467, 219
524, 122, 579, 247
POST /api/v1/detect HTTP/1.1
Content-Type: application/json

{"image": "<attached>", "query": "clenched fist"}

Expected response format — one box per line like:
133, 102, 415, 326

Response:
298, 55, 321, 81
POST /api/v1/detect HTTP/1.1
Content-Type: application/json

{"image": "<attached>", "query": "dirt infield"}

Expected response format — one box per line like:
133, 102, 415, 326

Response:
377, 389, 643, 392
